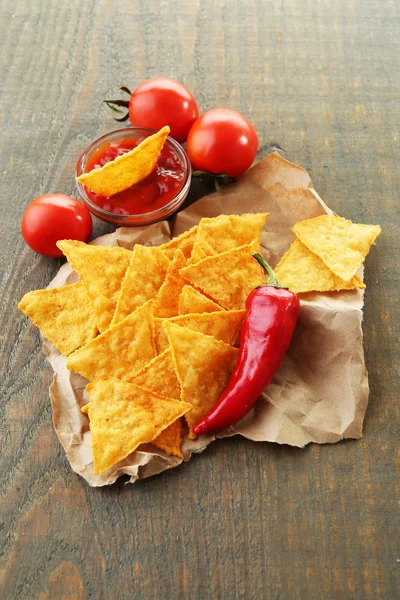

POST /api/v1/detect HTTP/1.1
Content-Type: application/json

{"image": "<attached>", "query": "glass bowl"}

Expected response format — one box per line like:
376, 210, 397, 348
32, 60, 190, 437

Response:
75, 127, 192, 226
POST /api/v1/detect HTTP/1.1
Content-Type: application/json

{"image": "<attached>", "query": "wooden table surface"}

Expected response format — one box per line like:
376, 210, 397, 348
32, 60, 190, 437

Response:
1, 0, 399, 598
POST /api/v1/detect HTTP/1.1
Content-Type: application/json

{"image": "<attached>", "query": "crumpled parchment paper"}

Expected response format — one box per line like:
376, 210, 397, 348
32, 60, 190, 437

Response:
44, 153, 369, 486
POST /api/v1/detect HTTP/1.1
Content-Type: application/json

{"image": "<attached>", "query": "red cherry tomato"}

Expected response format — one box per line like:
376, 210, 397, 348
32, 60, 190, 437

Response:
21, 194, 92, 257
187, 108, 258, 177
128, 77, 199, 143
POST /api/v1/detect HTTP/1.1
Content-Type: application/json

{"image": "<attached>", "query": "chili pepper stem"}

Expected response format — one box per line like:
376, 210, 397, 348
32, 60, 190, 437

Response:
252, 253, 286, 289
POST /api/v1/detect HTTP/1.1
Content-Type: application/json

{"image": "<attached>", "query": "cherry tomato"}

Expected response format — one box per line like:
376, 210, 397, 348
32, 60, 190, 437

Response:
187, 108, 258, 177
21, 194, 92, 257
128, 77, 199, 143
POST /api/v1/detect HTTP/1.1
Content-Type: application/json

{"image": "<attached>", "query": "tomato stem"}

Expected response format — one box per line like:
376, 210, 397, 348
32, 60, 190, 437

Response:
118, 86, 132, 95
192, 171, 236, 192
103, 86, 131, 122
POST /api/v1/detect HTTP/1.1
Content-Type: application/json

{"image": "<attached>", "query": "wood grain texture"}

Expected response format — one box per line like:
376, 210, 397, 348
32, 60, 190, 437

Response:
1, 0, 399, 598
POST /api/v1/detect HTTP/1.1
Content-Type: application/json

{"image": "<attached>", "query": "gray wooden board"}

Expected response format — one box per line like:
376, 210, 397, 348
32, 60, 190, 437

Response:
0, 0, 399, 598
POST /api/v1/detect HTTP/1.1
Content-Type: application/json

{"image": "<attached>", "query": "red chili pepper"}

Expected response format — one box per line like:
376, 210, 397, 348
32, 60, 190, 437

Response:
193, 253, 300, 437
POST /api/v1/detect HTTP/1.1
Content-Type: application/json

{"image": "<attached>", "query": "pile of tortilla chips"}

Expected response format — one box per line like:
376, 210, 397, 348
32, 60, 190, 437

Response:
18, 211, 380, 477
275, 215, 381, 294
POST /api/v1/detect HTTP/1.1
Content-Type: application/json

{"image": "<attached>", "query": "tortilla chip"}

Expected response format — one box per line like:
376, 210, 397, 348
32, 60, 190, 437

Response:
190, 212, 269, 264
179, 241, 265, 310
82, 398, 183, 457
86, 377, 191, 474
164, 323, 239, 438
18, 282, 97, 356
111, 245, 170, 326
131, 348, 180, 397
151, 420, 183, 459
153, 310, 245, 354
158, 225, 198, 260
67, 301, 156, 381
171, 310, 245, 344
293, 215, 381, 281
152, 249, 187, 317
178, 285, 223, 315
274, 239, 366, 294
153, 317, 170, 353
131, 348, 183, 458
57, 240, 131, 333
76, 126, 170, 196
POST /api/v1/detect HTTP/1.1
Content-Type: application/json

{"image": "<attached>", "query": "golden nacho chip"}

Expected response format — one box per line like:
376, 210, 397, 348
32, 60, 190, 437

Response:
190, 212, 269, 264
57, 240, 131, 333
18, 282, 97, 356
179, 241, 265, 310
164, 323, 239, 439
82, 401, 183, 457
86, 377, 191, 474
131, 348, 183, 458
131, 348, 180, 397
274, 239, 366, 294
178, 285, 223, 315
158, 225, 198, 260
293, 215, 381, 281
153, 317, 170, 353
152, 249, 187, 317
189, 246, 207, 263
76, 126, 170, 196
153, 310, 245, 353
111, 245, 170, 326
169, 311, 245, 345
151, 420, 183, 459
67, 301, 156, 381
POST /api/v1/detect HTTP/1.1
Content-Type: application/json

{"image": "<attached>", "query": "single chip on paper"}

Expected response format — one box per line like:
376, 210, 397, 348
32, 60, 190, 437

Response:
293, 215, 381, 281
164, 322, 239, 439
67, 301, 156, 381
190, 212, 269, 264
18, 282, 97, 356
274, 239, 366, 294
57, 240, 131, 333
157, 225, 198, 260
180, 241, 265, 310
111, 245, 170, 326
178, 285, 223, 315
76, 126, 170, 196
86, 377, 192, 474
152, 249, 187, 318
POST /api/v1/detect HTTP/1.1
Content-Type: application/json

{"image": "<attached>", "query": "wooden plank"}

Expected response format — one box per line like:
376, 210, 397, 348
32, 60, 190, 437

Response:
0, 0, 399, 598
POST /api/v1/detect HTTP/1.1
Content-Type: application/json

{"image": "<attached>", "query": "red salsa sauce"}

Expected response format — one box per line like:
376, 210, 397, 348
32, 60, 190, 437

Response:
84, 135, 186, 215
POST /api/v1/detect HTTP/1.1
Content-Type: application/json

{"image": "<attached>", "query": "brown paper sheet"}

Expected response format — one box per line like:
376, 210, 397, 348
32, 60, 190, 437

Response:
45, 153, 369, 486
